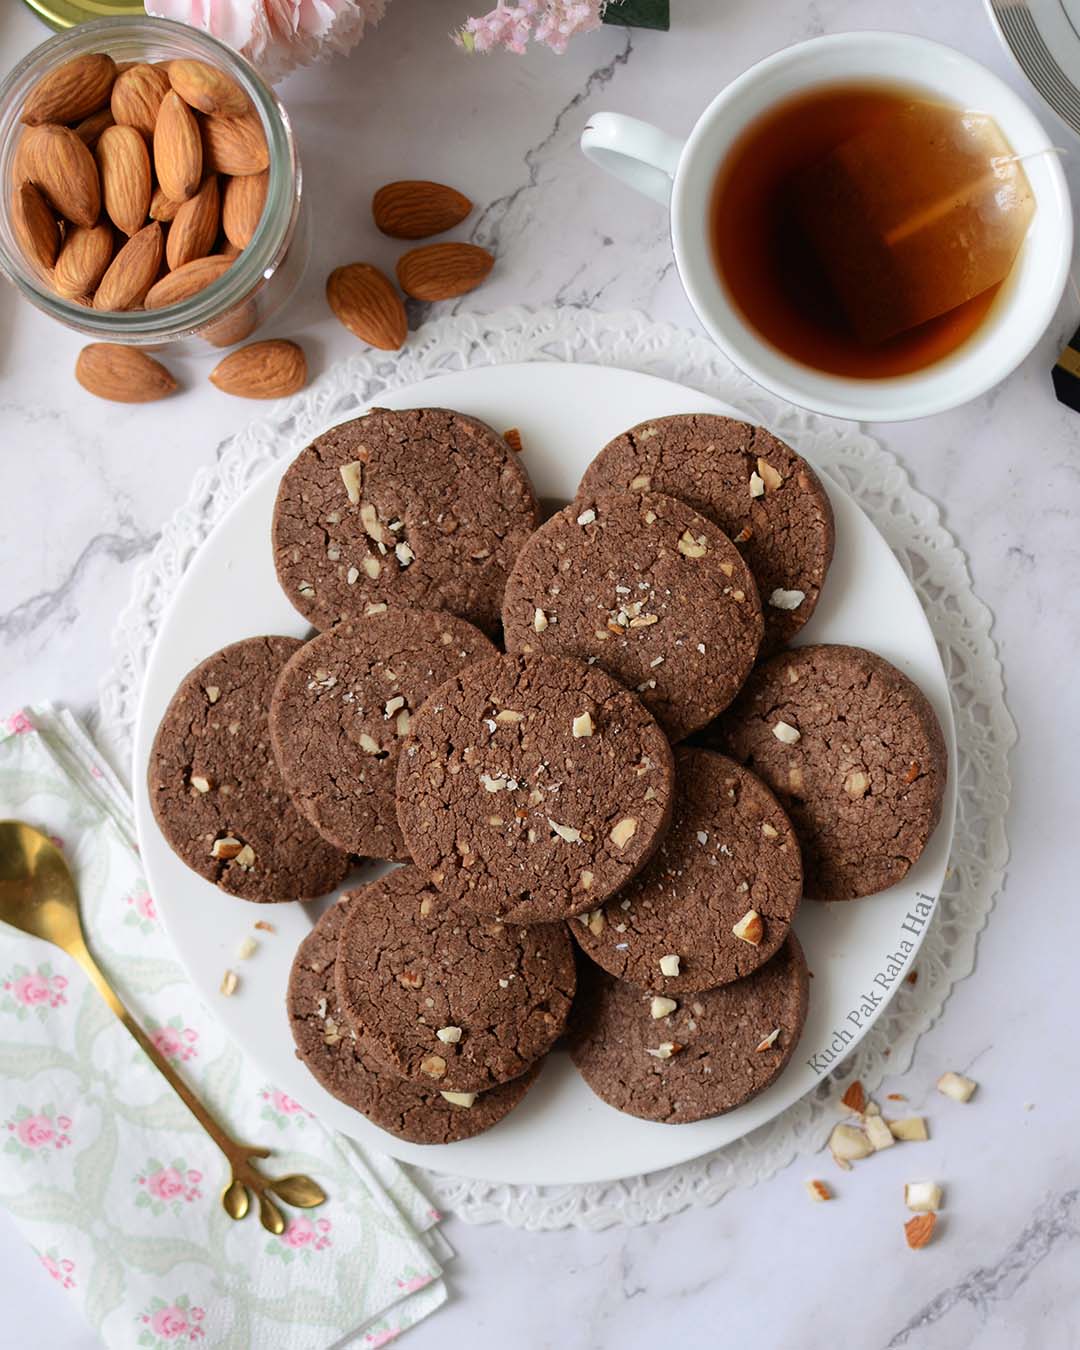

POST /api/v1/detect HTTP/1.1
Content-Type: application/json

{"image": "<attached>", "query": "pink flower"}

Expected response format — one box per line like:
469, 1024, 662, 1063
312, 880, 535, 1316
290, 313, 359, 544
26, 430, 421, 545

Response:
281, 1217, 316, 1248
12, 972, 51, 1006
147, 1166, 185, 1201
269, 1089, 305, 1115
132, 891, 157, 921
150, 1306, 189, 1339
151, 1025, 197, 1060
16, 1115, 55, 1149
460, 0, 601, 55
365, 1331, 400, 1349
396, 1274, 432, 1293
5, 711, 33, 736
39, 1254, 75, 1289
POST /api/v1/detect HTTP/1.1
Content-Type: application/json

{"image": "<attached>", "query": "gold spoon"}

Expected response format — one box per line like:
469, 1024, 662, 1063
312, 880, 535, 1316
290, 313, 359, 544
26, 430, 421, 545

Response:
0, 820, 326, 1234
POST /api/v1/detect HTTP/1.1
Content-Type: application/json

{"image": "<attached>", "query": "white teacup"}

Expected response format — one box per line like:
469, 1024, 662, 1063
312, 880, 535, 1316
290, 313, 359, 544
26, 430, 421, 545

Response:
581, 31, 1072, 422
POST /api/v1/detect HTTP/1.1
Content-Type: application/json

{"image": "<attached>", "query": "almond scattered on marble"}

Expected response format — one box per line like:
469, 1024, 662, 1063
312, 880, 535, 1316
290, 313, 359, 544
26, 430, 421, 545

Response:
396, 241, 494, 301
805, 1179, 832, 1202
372, 179, 473, 239
209, 339, 307, 399
889, 1116, 929, 1142
326, 262, 408, 351
904, 1212, 937, 1249
904, 1181, 942, 1213
829, 1122, 873, 1168
75, 343, 177, 403
840, 1080, 867, 1114
937, 1071, 977, 1103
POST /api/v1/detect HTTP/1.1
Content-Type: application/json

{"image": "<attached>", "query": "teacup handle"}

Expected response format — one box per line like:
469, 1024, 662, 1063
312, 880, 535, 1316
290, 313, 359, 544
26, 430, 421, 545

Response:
580, 112, 684, 206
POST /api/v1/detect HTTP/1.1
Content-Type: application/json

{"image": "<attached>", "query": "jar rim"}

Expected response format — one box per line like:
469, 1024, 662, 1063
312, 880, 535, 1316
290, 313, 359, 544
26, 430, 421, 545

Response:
0, 15, 301, 342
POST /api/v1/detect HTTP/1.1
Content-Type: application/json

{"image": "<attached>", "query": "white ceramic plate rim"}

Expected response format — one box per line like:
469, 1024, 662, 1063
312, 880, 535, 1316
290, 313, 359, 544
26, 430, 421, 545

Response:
132, 363, 957, 1186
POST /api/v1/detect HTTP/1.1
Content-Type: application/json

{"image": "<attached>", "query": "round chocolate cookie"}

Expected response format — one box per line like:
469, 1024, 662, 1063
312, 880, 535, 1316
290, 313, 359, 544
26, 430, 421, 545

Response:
711, 644, 948, 901
396, 653, 675, 924
501, 491, 764, 742
272, 407, 539, 634
577, 414, 835, 653
570, 748, 802, 992
288, 899, 540, 1144
148, 637, 349, 902
569, 935, 809, 1123
334, 865, 575, 1093
269, 609, 497, 861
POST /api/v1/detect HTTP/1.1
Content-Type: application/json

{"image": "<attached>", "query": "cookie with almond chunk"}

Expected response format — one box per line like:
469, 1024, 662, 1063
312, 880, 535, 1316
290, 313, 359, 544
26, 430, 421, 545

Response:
577, 414, 834, 653
568, 935, 809, 1123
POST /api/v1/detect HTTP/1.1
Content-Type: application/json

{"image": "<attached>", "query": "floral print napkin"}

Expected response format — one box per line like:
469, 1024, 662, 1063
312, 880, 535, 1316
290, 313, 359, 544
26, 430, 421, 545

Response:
0, 705, 451, 1349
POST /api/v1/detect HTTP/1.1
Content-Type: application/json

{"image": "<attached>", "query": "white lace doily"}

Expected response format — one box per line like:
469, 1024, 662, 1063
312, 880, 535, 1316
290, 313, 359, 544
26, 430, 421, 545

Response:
98, 306, 1014, 1232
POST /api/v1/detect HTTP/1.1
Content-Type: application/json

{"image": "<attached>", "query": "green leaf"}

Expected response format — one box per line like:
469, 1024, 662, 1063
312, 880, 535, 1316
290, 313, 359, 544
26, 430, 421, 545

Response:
110, 1232, 213, 1276
84, 1248, 125, 1333
0, 1186, 84, 1226
0, 1044, 74, 1079
74, 1110, 117, 1214
603, 0, 670, 29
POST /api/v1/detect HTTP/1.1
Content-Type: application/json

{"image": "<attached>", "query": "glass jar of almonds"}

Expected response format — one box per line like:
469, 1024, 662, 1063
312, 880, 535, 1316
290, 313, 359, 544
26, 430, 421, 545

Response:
0, 16, 308, 351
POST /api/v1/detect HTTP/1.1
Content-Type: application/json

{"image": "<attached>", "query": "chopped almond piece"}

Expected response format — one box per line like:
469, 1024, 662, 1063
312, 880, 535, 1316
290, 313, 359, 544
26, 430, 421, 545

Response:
829, 1123, 872, 1168
840, 1080, 866, 1114
889, 1117, 929, 1142
865, 1114, 895, 1151
805, 1179, 832, 1202
904, 1212, 937, 1249
937, 1071, 977, 1103
904, 1181, 943, 1213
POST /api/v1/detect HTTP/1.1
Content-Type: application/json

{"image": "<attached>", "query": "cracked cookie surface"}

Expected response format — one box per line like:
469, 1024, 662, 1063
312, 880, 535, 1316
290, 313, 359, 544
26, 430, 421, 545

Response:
568, 935, 809, 1123
501, 490, 763, 742
288, 898, 540, 1143
396, 652, 675, 924
272, 407, 539, 634
570, 748, 802, 992
577, 414, 834, 654
333, 865, 575, 1093
269, 608, 496, 861
148, 636, 349, 902
709, 643, 948, 901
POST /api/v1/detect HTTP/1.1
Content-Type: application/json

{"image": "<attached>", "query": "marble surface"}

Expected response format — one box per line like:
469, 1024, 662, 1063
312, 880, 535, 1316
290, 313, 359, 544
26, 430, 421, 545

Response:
2, 0, 1079, 1346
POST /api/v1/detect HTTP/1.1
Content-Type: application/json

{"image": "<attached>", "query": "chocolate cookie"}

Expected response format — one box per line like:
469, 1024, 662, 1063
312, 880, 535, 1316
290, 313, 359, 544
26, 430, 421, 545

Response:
577, 415, 834, 653
288, 899, 540, 1144
272, 407, 539, 634
396, 652, 675, 924
501, 491, 764, 742
334, 865, 575, 1092
568, 935, 809, 1123
148, 637, 349, 902
570, 748, 802, 992
269, 609, 497, 861
711, 644, 948, 901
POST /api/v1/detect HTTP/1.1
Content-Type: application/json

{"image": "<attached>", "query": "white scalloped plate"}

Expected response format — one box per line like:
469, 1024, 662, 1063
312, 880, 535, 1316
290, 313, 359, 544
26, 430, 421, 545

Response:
132, 363, 956, 1186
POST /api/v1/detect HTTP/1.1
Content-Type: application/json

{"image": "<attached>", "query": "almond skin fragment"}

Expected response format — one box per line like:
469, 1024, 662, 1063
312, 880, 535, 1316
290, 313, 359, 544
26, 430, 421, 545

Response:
200, 110, 268, 176
840, 1080, 866, 1114
222, 169, 268, 249
96, 123, 152, 237
166, 174, 221, 270
93, 221, 163, 311
21, 52, 117, 126
209, 340, 307, 399
21, 124, 101, 228
12, 180, 60, 276
54, 222, 114, 299
167, 59, 249, 118
904, 1212, 937, 1250
396, 242, 494, 301
372, 179, 473, 239
326, 262, 407, 350
144, 254, 232, 310
75, 344, 177, 403
154, 90, 203, 202
110, 63, 170, 141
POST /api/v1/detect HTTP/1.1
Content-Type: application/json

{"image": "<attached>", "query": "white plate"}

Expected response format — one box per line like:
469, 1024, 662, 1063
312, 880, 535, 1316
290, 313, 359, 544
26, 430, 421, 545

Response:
987, 0, 1080, 137
133, 363, 957, 1187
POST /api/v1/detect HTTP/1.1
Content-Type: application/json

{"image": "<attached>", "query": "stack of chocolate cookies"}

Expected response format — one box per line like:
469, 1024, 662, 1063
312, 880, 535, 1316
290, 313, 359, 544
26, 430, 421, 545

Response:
147, 407, 947, 1142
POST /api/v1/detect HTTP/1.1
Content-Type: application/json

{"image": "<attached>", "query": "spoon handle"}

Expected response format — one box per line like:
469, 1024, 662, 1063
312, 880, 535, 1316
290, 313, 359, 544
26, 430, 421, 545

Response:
68, 934, 324, 1231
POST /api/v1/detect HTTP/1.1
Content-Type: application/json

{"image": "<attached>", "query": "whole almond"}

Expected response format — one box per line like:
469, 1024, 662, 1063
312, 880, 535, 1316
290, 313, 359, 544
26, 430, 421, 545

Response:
396, 242, 493, 301
200, 298, 258, 347
54, 222, 114, 299
73, 106, 115, 149
167, 60, 248, 118
221, 169, 267, 250
75, 343, 177, 403
144, 254, 232, 310
21, 52, 116, 126
154, 90, 203, 202
12, 180, 60, 276
93, 220, 163, 310
209, 339, 306, 398
96, 124, 151, 237
372, 180, 472, 239
22, 124, 100, 228
149, 186, 182, 222
110, 63, 170, 141
326, 263, 407, 351
166, 175, 220, 270
200, 111, 268, 176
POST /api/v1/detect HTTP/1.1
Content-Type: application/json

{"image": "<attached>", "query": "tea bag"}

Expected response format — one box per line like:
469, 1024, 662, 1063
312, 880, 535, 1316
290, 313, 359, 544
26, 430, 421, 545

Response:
792, 102, 1035, 345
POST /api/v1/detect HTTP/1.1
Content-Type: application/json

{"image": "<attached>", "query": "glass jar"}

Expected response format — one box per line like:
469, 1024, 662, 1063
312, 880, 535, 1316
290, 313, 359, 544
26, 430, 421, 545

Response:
0, 15, 308, 352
